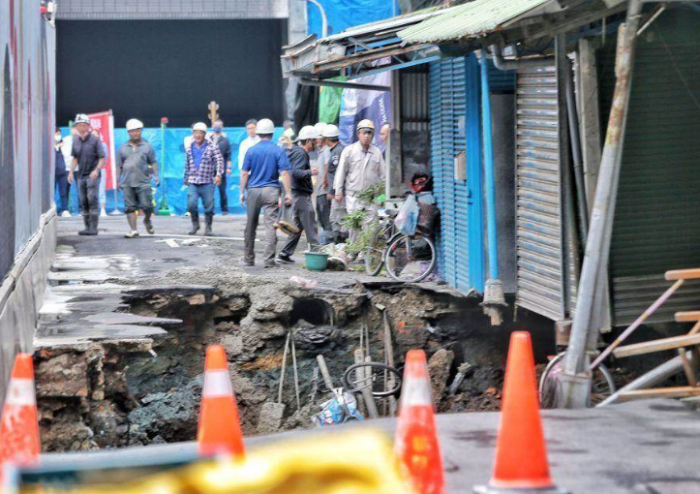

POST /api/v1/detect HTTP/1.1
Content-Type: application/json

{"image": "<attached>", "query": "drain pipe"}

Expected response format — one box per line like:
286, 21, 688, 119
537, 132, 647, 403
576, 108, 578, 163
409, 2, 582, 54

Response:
557, 0, 644, 409
489, 45, 554, 70
478, 51, 506, 326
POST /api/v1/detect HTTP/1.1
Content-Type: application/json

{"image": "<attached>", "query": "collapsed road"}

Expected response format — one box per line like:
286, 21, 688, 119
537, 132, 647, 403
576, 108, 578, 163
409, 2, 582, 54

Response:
36, 215, 562, 451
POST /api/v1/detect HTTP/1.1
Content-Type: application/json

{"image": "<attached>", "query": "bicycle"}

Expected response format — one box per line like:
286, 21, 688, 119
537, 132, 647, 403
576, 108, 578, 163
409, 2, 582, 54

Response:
364, 209, 398, 276
538, 352, 616, 407
364, 204, 437, 283
384, 230, 437, 283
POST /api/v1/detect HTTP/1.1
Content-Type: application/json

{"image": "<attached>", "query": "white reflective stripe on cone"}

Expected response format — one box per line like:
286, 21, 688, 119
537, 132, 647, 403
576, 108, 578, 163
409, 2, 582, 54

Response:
202, 370, 233, 397
5, 378, 36, 406
400, 378, 432, 407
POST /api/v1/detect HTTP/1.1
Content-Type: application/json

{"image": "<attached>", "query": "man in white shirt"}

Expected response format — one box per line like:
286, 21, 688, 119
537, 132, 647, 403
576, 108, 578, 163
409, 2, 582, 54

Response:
238, 119, 261, 170
333, 119, 385, 245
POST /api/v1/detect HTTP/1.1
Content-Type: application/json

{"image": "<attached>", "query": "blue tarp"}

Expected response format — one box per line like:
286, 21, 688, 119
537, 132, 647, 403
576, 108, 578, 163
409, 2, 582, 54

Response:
307, 0, 398, 37
58, 127, 284, 216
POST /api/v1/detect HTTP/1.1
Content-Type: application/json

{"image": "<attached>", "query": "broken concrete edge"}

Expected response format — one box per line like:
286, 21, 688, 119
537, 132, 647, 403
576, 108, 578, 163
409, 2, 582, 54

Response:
0, 207, 58, 409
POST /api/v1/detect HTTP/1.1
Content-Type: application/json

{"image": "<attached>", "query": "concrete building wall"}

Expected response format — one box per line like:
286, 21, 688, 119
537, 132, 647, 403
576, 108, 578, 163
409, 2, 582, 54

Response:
56, 0, 289, 20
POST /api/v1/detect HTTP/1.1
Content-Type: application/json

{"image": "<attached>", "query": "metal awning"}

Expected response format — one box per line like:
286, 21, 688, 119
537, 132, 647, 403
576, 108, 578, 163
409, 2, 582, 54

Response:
398, 0, 561, 44
398, 0, 627, 44
281, 6, 457, 81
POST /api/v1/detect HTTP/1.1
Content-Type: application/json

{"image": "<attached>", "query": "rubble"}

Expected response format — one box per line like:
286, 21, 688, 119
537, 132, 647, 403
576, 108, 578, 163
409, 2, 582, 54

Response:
35, 264, 538, 452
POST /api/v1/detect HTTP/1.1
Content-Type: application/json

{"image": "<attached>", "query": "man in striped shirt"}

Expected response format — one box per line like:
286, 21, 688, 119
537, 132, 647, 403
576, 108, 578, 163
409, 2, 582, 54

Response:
184, 122, 224, 236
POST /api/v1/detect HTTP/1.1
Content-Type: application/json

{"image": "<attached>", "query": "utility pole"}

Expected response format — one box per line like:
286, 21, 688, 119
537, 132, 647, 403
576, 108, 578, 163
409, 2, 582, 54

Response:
557, 0, 643, 409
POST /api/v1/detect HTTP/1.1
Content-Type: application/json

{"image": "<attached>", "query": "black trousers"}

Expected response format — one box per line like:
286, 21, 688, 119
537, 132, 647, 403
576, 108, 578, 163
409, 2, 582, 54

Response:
55, 174, 68, 214
217, 174, 228, 213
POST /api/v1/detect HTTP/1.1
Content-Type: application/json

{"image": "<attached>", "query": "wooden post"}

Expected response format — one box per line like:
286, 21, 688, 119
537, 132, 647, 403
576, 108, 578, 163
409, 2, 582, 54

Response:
208, 101, 220, 127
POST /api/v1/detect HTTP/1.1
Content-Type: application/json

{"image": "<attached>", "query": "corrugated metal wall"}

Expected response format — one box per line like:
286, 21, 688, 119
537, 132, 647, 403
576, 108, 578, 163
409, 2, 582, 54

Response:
0, 4, 56, 282
514, 64, 568, 321
600, 10, 700, 326
400, 71, 429, 132
430, 57, 470, 291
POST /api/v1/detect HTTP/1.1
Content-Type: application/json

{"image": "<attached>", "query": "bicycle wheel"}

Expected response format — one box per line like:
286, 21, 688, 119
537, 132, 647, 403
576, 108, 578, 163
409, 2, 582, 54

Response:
364, 224, 389, 276
539, 352, 616, 408
384, 233, 436, 283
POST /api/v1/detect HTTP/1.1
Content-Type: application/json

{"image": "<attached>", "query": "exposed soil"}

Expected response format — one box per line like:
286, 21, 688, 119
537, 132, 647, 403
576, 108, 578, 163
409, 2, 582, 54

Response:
35, 265, 560, 452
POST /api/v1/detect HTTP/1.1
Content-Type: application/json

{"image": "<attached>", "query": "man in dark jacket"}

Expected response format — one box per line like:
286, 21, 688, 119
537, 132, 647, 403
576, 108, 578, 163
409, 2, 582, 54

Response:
68, 113, 106, 235
209, 119, 232, 214
277, 126, 320, 263
54, 129, 69, 216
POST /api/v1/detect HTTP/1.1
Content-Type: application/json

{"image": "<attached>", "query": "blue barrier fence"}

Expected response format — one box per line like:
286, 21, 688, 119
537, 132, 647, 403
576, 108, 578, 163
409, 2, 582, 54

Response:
58, 126, 284, 216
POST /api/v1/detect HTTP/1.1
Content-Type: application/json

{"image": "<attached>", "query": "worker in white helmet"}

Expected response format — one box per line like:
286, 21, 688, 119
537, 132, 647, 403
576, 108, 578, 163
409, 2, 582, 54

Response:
184, 122, 224, 236
68, 113, 106, 236
117, 118, 159, 238
312, 122, 332, 244
277, 125, 321, 263
333, 119, 386, 248
322, 124, 347, 244
240, 118, 293, 268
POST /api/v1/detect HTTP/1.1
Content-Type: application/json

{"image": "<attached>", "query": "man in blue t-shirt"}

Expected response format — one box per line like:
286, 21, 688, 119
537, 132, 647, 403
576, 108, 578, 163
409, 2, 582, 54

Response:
241, 118, 293, 268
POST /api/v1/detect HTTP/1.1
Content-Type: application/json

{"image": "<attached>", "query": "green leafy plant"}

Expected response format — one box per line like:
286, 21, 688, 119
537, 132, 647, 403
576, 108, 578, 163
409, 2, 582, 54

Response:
341, 210, 367, 232
344, 217, 380, 254
356, 183, 384, 206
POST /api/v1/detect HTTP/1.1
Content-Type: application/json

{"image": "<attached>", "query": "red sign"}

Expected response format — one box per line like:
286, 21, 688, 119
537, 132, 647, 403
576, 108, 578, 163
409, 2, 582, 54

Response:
87, 111, 117, 190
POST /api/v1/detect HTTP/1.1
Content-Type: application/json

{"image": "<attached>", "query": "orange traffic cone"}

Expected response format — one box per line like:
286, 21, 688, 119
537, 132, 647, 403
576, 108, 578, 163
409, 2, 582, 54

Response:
197, 345, 245, 458
0, 354, 41, 475
394, 349, 445, 494
475, 332, 568, 493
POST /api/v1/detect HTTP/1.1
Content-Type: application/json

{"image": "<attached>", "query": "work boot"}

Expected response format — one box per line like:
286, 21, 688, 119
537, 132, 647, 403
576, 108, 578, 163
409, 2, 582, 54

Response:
78, 215, 90, 235
82, 214, 98, 236
188, 214, 200, 235
143, 215, 155, 234
204, 216, 213, 237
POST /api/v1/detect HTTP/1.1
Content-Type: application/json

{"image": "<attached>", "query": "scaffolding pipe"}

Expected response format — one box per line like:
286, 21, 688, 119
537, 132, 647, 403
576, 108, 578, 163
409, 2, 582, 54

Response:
558, 0, 643, 409
564, 55, 589, 241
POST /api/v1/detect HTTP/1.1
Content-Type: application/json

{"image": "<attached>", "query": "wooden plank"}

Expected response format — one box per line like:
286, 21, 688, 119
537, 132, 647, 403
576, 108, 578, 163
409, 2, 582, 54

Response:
691, 320, 700, 336
614, 333, 700, 359
665, 268, 700, 281
617, 386, 700, 402
675, 311, 700, 323
678, 349, 698, 387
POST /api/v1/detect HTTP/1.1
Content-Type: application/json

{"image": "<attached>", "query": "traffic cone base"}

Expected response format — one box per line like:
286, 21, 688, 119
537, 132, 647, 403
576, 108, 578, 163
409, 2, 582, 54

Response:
474, 484, 569, 494
474, 332, 568, 494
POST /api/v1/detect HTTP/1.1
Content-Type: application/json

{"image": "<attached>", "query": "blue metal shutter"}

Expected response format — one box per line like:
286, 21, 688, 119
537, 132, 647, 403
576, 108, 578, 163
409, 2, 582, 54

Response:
430, 58, 469, 292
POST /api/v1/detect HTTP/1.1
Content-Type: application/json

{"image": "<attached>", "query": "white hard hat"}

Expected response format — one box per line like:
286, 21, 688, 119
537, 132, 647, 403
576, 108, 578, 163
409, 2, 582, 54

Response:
256, 118, 275, 135
356, 119, 375, 131
192, 122, 208, 133
322, 124, 340, 138
126, 119, 144, 131
74, 114, 90, 125
297, 125, 318, 141
314, 122, 327, 136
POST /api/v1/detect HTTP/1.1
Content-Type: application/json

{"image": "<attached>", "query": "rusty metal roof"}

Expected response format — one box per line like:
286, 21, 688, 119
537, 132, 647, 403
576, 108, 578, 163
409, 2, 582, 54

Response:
397, 0, 560, 44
